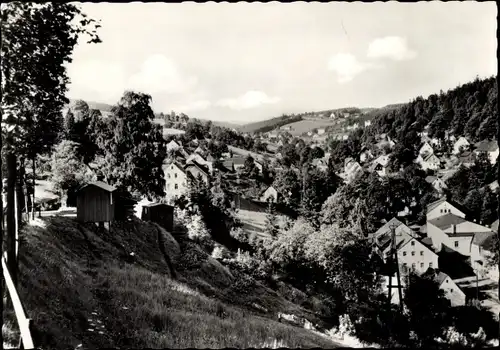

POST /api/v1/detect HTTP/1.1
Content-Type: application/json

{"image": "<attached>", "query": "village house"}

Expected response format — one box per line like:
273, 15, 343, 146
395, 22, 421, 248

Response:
166, 139, 182, 153
453, 136, 470, 155
371, 218, 439, 274
194, 145, 208, 157
164, 161, 189, 202
359, 147, 374, 164
346, 122, 360, 131
344, 157, 363, 183
473, 139, 499, 164
312, 158, 328, 172
426, 196, 467, 221
370, 155, 391, 177
185, 161, 210, 185
329, 112, 337, 119
419, 141, 434, 157
416, 152, 441, 171
317, 128, 326, 135
364, 120, 372, 128
425, 176, 448, 195
487, 180, 499, 192
383, 270, 466, 307
76, 181, 116, 230
427, 212, 494, 258
457, 151, 475, 167
469, 231, 497, 279
186, 153, 214, 174
260, 186, 279, 203
435, 271, 466, 306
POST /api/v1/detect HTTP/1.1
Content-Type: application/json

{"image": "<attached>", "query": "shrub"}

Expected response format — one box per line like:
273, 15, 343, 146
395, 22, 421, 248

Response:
211, 244, 231, 260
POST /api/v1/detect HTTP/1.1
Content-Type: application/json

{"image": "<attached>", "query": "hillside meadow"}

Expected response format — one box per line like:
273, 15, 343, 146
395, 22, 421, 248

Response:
4, 216, 342, 349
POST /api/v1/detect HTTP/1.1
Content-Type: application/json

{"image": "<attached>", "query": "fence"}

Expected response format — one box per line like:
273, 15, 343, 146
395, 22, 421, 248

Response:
2, 252, 34, 349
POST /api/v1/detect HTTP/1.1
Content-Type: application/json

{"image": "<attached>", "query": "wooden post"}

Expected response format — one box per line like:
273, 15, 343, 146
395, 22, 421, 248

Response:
0, 153, 4, 350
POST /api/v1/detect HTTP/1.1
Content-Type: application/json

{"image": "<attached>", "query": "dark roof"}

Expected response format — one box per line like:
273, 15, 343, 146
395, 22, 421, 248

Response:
428, 213, 467, 230
421, 236, 433, 247
165, 160, 186, 173
425, 175, 437, 184
79, 181, 116, 193
143, 202, 174, 208
436, 271, 449, 286
472, 231, 496, 249
474, 139, 498, 153
226, 157, 247, 165
185, 160, 210, 177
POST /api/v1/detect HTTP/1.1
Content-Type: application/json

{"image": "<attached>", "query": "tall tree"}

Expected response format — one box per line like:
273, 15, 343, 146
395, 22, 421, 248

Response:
96, 91, 167, 200
1, 1, 100, 307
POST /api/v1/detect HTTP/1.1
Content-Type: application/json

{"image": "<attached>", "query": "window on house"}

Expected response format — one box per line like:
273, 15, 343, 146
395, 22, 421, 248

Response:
429, 262, 433, 268
175, 173, 178, 178
420, 263, 424, 268
411, 251, 415, 256
403, 251, 407, 256
450, 289, 453, 293
420, 251, 424, 256
171, 165, 173, 169
411, 241, 415, 246
454, 241, 459, 248
175, 184, 178, 190
440, 209, 443, 213
168, 174, 171, 178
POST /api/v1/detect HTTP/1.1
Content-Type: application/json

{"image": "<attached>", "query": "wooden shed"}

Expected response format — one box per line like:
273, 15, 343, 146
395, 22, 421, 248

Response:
76, 181, 116, 229
141, 203, 174, 232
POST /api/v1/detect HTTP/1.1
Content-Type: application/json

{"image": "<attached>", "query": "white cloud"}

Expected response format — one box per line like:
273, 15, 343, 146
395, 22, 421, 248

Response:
127, 54, 198, 95
367, 36, 417, 61
328, 53, 378, 83
216, 90, 280, 110
173, 100, 212, 112
66, 60, 127, 103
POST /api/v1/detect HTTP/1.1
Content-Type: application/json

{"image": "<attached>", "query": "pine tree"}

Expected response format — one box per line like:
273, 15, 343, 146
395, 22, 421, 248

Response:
265, 199, 279, 237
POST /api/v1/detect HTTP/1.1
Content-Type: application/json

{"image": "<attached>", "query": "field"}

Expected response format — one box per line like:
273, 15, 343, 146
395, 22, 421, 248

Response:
280, 119, 338, 136
163, 128, 186, 136
4, 215, 343, 349
238, 115, 302, 134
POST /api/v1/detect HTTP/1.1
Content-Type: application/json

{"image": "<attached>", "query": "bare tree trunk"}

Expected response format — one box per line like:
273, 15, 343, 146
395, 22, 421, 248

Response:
21, 159, 30, 220
6, 152, 17, 288
32, 156, 36, 220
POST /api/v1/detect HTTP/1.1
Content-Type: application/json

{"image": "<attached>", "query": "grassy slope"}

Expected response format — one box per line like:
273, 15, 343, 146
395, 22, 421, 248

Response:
280, 119, 338, 136
10, 216, 341, 349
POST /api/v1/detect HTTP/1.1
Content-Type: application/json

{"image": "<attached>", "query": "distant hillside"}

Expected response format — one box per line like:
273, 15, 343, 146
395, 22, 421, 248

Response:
238, 114, 303, 134
237, 105, 402, 135
67, 99, 240, 129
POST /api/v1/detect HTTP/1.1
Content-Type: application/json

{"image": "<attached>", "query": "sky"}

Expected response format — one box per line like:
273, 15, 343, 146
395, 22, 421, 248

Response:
66, 2, 497, 124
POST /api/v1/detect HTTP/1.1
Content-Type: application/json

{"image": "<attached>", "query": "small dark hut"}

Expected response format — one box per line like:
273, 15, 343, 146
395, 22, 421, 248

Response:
76, 181, 116, 229
141, 203, 174, 232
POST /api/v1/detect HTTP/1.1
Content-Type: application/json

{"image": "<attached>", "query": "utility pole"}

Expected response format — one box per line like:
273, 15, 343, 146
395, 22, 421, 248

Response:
386, 222, 404, 313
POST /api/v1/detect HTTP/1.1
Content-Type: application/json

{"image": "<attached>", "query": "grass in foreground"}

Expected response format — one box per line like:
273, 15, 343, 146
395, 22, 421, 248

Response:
8, 216, 341, 349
